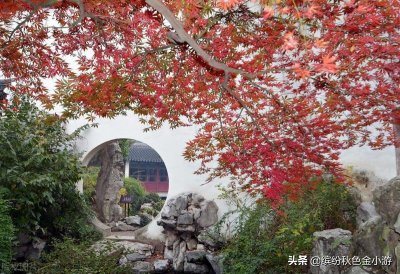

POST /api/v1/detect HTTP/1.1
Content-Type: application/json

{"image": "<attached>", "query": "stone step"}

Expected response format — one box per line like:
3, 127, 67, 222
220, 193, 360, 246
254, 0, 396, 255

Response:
105, 234, 136, 241
90, 216, 112, 237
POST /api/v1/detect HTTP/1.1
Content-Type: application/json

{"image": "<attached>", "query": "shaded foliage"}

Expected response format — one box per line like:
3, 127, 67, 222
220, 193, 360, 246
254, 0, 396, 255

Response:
222, 179, 357, 274
0, 99, 97, 240
0, 188, 14, 274
82, 166, 100, 205
34, 238, 131, 274
124, 177, 163, 217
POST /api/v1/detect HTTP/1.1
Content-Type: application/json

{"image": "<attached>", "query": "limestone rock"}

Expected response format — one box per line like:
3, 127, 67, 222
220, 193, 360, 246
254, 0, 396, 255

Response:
176, 224, 196, 232
206, 254, 224, 274
197, 230, 221, 249
353, 220, 398, 273
186, 238, 198, 251
15, 235, 46, 261
111, 222, 138, 232
173, 241, 186, 272
185, 250, 206, 263
344, 266, 371, 274
165, 231, 179, 249
161, 202, 178, 219
132, 261, 154, 273
154, 259, 170, 273
197, 201, 218, 228
158, 192, 221, 272
25, 238, 46, 260
177, 212, 194, 225
175, 195, 188, 211
356, 202, 380, 228
373, 176, 400, 226
119, 255, 128, 266
126, 215, 142, 226
95, 143, 124, 223
164, 248, 174, 261
394, 213, 400, 234
93, 240, 154, 257
183, 262, 210, 274
395, 244, 400, 274
310, 228, 352, 274
192, 207, 202, 221
157, 219, 177, 229
191, 193, 205, 206
126, 252, 149, 262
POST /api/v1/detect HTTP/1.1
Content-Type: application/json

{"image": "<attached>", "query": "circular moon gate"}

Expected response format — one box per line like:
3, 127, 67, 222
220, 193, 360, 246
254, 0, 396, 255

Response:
67, 113, 226, 239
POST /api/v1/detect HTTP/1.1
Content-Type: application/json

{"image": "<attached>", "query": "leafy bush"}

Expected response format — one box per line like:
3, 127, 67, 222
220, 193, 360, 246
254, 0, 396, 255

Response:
82, 166, 100, 204
122, 177, 164, 217
35, 238, 130, 274
0, 189, 14, 273
123, 177, 146, 213
0, 99, 97, 240
222, 179, 357, 274
118, 139, 134, 161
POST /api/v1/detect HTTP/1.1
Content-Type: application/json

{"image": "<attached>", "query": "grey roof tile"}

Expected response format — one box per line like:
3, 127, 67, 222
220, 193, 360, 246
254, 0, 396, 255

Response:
128, 142, 164, 163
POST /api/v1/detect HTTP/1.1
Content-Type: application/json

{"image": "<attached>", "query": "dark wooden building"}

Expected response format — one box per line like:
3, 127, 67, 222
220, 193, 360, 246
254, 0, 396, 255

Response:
128, 142, 169, 197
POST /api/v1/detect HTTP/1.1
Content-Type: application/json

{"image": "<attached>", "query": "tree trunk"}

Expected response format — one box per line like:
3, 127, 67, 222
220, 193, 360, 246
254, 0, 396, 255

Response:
395, 123, 400, 176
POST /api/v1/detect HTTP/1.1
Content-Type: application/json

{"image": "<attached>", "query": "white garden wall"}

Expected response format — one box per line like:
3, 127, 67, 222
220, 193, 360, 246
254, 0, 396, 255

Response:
66, 113, 397, 239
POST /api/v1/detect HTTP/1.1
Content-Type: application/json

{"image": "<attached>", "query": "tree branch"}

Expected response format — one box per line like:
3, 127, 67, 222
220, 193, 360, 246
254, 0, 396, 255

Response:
145, 0, 256, 79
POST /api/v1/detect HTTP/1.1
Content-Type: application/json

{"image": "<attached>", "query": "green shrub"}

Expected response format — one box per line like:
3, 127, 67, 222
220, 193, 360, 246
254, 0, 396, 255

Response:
82, 166, 100, 204
120, 177, 164, 217
0, 189, 14, 274
35, 238, 130, 274
123, 177, 146, 214
0, 99, 97, 240
118, 139, 134, 162
222, 179, 357, 274
141, 193, 163, 217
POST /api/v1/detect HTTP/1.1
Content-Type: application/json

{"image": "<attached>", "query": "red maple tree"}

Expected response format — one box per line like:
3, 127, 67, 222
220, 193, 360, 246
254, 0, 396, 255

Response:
1, 0, 399, 202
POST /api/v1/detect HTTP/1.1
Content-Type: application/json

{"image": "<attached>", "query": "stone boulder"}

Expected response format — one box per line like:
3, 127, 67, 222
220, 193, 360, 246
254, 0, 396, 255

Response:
183, 262, 210, 274
356, 202, 381, 228
95, 142, 124, 223
344, 266, 371, 274
197, 201, 219, 228
154, 259, 170, 273
93, 240, 154, 257
132, 261, 154, 273
394, 214, 400, 234
126, 215, 142, 226
348, 176, 400, 273
353, 219, 398, 273
158, 193, 219, 235
373, 176, 400, 226
111, 221, 139, 232
310, 228, 352, 274
173, 240, 186, 272
157, 192, 220, 273
15, 234, 46, 260
185, 250, 207, 264
205, 254, 224, 274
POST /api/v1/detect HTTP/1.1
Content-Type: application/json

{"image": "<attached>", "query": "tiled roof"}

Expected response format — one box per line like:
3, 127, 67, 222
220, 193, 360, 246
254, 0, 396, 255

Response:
128, 142, 164, 163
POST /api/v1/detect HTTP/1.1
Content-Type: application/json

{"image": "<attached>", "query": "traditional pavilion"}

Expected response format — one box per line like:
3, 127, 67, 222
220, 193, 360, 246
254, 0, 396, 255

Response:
127, 142, 169, 198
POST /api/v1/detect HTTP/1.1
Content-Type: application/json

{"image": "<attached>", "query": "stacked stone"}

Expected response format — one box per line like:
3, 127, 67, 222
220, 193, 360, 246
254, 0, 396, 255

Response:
311, 176, 400, 274
157, 193, 222, 273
